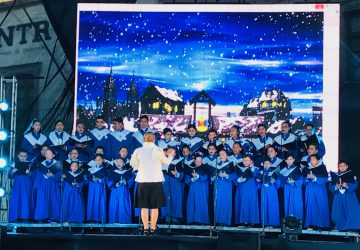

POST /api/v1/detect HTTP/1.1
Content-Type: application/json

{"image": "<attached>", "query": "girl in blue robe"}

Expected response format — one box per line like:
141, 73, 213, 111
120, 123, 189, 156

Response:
67, 121, 93, 163
329, 161, 360, 231
158, 128, 180, 154
161, 147, 184, 223
303, 154, 330, 229
34, 149, 61, 222
8, 150, 34, 222
61, 161, 85, 223
86, 154, 108, 223
21, 119, 47, 161
107, 158, 134, 224
279, 153, 303, 221
211, 150, 236, 226
180, 124, 204, 156
185, 155, 209, 225
256, 157, 280, 227
45, 120, 70, 161
234, 154, 259, 226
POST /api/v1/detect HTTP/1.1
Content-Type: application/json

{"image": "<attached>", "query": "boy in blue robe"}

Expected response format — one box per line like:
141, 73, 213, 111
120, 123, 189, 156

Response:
228, 142, 243, 165
8, 150, 34, 222
252, 124, 274, 166
45, 120, 70, 161
86, 154, 108, 223
180, 124, 204, 156
224, 125, 253, 155
107, 158, 134, 223
185, 155, 209, 225
67, 121, 93, 163
34, 149, 62, 222
203, 143, 218, 169
273, 121, 298, 159
21, 119, 47, 161
303, 154, 330, 230
89, 116, 111, 160
199, 129, 224, 156
234, 154, 260, 226
211, 149, 236, 226
108, 117, 132, 160
329, 161, 360, 231
61, 161, 86, 223
256, 157, 280, 227
161, 147, 184, 224
279, 153, 303, 221
131, 115, 158, 153
298, 123, 326, 158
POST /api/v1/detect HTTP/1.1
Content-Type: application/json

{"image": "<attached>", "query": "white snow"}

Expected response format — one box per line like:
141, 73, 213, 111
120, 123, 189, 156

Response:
154, 86, 183, 102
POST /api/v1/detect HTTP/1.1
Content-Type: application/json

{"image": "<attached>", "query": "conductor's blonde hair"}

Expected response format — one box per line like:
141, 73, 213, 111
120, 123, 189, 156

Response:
144, 132, 155, 143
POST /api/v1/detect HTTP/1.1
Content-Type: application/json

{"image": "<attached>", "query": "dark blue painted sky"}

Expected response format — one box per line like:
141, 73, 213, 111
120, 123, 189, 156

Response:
77, 11, 323, 109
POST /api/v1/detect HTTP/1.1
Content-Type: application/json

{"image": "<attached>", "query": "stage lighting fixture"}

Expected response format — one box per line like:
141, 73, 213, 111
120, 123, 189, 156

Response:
0, 188, 5, 198
0, 131, 7, 141
0, 102, 8, 112
282, 215, 302, 235
0, 158, 6, 169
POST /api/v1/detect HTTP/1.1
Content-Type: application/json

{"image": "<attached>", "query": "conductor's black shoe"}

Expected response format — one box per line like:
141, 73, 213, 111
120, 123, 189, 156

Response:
143, 229, 149, 235
149, 229, 158, 236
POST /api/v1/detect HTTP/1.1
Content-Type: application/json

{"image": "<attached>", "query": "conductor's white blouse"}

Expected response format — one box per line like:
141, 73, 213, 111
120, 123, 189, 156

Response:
130, 142, 172, 183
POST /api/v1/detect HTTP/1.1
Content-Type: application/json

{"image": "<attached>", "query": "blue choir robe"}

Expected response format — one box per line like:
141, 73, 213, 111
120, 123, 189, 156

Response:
224, 137, 253, 155
269, 157, 284, 169
299, 134, 326, 158
34, 159, 62, 221
22, 132, 47, 161
86, 164, 108, 222
234, 164, 260, 225
161, 157, 184, 220
158, 139, 180, 155
228, 154, 243, 165
46, 130, 71, 161
210, 160, 236, 226
107, 165, 134, 223
180, 136, 204, 156
131, 127, 157, 153
303, 164, 330, 228
61, 169, 86, 223
257, 167, 280, 227
185, 164, 209, 224
67, 133, 93, 163
8, 161, 34, 222
203, 154, 217, 169
89, 127, 111, 160
30, 155, 45, 202
252, 135, 274, 166
273, 133, 298, 159
108, 129, 132, 160
329, 171, 360, 230
279, 164, 303, 220
62, 158, 81, 172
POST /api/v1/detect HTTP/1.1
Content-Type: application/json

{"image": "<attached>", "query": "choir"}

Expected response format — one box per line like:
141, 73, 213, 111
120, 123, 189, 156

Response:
8, 116, 360, 231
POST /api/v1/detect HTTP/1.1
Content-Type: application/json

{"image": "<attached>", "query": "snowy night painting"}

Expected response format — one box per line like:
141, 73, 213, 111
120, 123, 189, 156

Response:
75, 4, 328, 137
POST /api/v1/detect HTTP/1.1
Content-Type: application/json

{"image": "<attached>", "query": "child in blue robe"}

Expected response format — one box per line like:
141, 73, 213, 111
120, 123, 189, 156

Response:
224, 125, 253, 155
185, 155, 209, 225
199, 129, 224, 156
161, 147, 184, 224
67, 121, 93, 163
158, 128, 179, 153
21, 119, 47, 161
107, 158, 134, 223
228, 142, 243, 165
256, 157, 280, 227
8, 150, 34, 222
303, 154, 330, 229
61, 161, 85, 223
86, 154, 108, 223
329, 161, 360, 231
279, 153, 303, 221
252, 124, 274, 166
211, 149, 236, 226
34, 149, 62, 222
131, 115, 158, 153
46, 120, 70, 161
180, 124, 204, 156
108, 117, 132, 160
234, 154, 259, 226
89, 116, 111, 160
273, 121, 298, 159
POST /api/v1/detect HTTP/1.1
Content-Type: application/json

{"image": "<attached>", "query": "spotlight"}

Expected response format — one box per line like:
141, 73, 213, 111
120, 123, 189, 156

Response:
0, 102, 8, 112
0, 131, 7, 141
0, 158, 6, 169
0, 187, 5, 198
